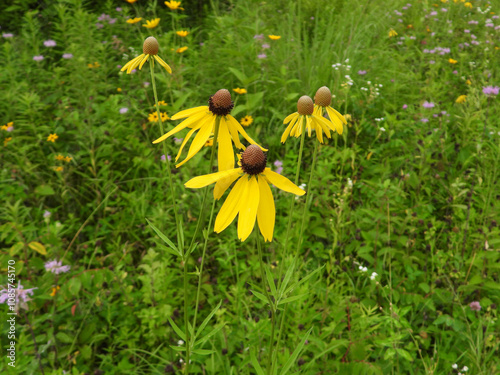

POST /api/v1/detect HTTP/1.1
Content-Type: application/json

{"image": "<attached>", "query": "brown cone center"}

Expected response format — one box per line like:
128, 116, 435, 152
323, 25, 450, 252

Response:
143, 36, 159, 55
208, 89, 234, 116
297, 96, 314, 115
241, 145, 266, 175
314, 86, 332, 107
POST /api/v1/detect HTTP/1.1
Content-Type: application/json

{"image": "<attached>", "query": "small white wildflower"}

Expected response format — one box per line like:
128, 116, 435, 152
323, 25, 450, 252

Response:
452, 364, 458, 369
347, 178, 353, 188
370, 272, 378, 280
380, 127, 386, 132
462, 366, 468, 372
177, 340, 184, 346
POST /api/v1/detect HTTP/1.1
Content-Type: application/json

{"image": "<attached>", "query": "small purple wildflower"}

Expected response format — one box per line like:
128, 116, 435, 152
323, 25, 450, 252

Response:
258, 53, 267, 59
468, 20, 478, 25
422, 101, 435, 108
43, 210, 51, 219
45, 259, 71, 275
421, 118, 429, 123
485, 23, 494, 27
174, 137, 183, 144
453, 70, 458, 74
161, 154, 172, 162
429, 60, 435, 64
62, 53, 73, 59
441, 8, 447, 12
116, 7, 122, 12
358, 70, 367, 75
253, 34, 264, 40
482, 86, 499, 96
402, 104, 408, 109
33, 55, 44, 61
96, 23, 104, 29
44, 39, 56, 47
119, 107, 129, 114
274, 160, 283, 174
98, 13, 110, 21
0, 281, 37, 312
262, 43, 270, 49
469, 301, 481, 311
108, 18, 117, 25
2, 33, 14, 38
143, 82, 150, 87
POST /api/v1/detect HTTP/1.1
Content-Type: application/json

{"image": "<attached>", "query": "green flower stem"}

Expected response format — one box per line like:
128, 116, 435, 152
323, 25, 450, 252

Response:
191, 117, 221, 336
272, 136, 319, 374
255, 228, 276, 375
149, 59, 182, 250
183, 259, 191, 375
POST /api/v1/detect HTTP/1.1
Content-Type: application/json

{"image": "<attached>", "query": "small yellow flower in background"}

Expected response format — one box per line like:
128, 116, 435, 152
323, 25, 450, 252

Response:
344, 114, 352, 122
165, 0, 184, 10
176, 30, 189, 37
87, 62, 100, 68
441, 0, 447, 3
389, 29, 398, 38
456, 95, 467, 103
157, 100, 168, 106
176, 46, 188, 53
240, 115, 253, 127
50, 286, 60, 297
160, 112, 169, 122
268, 35, 281, 40
55, 166, 64, 172
204, 138, 214, 147
126, 17, 142, 24
4, 137, 12, 146
125, 0, 138, 3
449, 58, 458, 64
466, 79, 472, 85
64, 156, 72, 163
1, 122, 14, 131
55, 154, 65, 161
117, 88, 122, 92
121, 36, 172, 74
233, 88, 247, 95
407, 24, 413, 29
153, 89, 264, 173
185, 145, 305, 242
148, 112, 159, 122
464, 2, 472, 8
47, 133, 58, 142
142, 18, 160, 29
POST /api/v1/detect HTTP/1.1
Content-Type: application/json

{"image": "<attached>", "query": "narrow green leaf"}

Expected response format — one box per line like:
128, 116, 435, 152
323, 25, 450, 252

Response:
191, 349, 214, 356
167, 317, 186, 341
195, 300, 222, 340
284, 265, 324, 296
250, 351, 265, 375
28, 241, 47, 255
195, 324, 225, 347
279, 260, 296, 298
228, 67, 248, 84
146, 219, 180, 256
278, 294, 308, 306
170, 345, 186, 352
265, 266, 277, 297
280, 327, 313, 375
251, 290, 269, 305
396, 348, 414, 362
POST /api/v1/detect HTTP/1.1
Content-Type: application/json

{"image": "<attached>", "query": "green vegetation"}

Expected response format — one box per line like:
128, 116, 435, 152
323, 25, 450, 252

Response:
1, 0, 499, 374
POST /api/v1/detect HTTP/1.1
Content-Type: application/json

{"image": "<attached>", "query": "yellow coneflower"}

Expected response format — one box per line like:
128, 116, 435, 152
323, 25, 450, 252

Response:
142, 18, 160, 29
64, 156, 72, 163
50, 286, 60, 297
165, 1, 184, 10
125, 0, 138, 3
120, 36, 172, 74
160, 112, 169, 122
176, 46, 188, 53
117, 88, 122, 92
240, 115, 253, 127
313, 86, 346, 136
464, 2, 472, 8
47, 134, 58, 142
176, 30, 189, 37
4, 137, 12, 146
87, 62, 100, 68
148, 112, 159, 122
153, 89, 264, 173
55, 166, 64, 172
282, 95, 339, 144
55, 154, 65, 161
233, 88, 247, 94
449, 58, 458, 64
466, 79, 472, 85
126, 17, 142, 24
185, 145, 305, 242
157, 100, 168, 106
456, 95, 467, 103
268, 35, 281, 40
389, 29, 398, 38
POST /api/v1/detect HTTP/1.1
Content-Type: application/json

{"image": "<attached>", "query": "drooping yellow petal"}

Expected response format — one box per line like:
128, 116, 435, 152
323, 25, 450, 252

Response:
215, 176, 248, 233
328, 106, 347, 124
227, 115, 266, 150
127, 54, 146, 73
138, 54, 150, 70
306, 116, 312, 137
264, 168, 305, 196
224, 116, 243, 149
176, 115, 215, 167
121, 54, 144, 73
312, 118, 324, 143
171, 106, 208, 120
175, 124, 202, 160
153, 111, 207, 144
214, 171, 241, 199
283, 112, 299, 124
325, 106, 344, 134
185, 168, 241, 189
256, 175, 275, 242
313, 115, 332, 139
217, 120, 235, 172
237, 176, 260, 241
281, 114, 299, 143
153, 55, 172, 74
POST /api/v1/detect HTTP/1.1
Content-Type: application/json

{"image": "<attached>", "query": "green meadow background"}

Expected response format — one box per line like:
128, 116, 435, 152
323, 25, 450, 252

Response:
1, 0, 499, 374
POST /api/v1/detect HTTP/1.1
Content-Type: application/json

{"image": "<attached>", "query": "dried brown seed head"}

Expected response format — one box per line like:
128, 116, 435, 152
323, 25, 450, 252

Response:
241, 145, 267, 175
143, 36, 159, 55
208, 89, 234, 116
314, 86, 332, 107
297, 95, 314, 115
